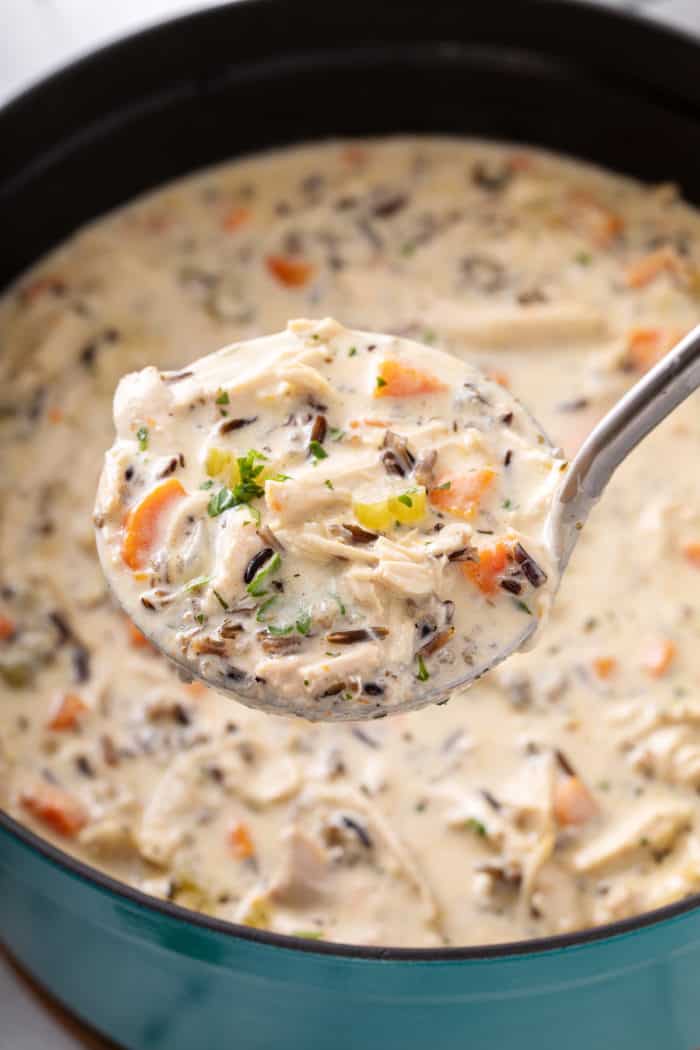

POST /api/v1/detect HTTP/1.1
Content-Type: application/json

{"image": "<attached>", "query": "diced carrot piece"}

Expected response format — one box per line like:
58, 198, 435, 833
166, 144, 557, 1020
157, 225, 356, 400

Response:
121, 478, 185, 571
222, 206, 251, 232
48, 407, 64, 424
184, 681, 207, 698
126, 618, 154, 651
553, 775, 598, 827
592, 656, 617, 680
429, 469, 496, 521
47, 691, 88, 731
19, 275, 66, 305
374, 359, 447, 399
461, 542, 509, 596
0, 615, 15, 641
229, 821, 255, 859
348, 418, 390, 429
341, 145, 367, 167
682, 541, 700, 568
265, 255, 315, 288
21, 783, 88, 837
569, 190, 624, 247
624, 326, 683, 372
642, 638, 676, 678
485, 369, 510, 389
624, 247, 684, 289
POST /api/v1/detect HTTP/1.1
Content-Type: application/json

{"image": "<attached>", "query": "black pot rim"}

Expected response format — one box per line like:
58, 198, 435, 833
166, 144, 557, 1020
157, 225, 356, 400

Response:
3, 0, 700, 964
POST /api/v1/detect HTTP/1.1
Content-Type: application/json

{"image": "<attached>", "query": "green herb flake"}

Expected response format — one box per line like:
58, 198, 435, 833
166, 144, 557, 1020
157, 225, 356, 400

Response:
246, 551, 282, 597
348, 346, 357, 357
267, 623, 294, 636
303, 679, 310, 687
502, 498, 512, 510
423, 329, 436, 345
291, 929, 323, 941
376, 375, 387, 389
436, 480, 451, 491
513, 598, 532, 615
416, 654, 430, 682
208, 487, 237, 518
309, 440, 328, 461
295, 612, 312, 636
213, 589, 229, 610
272, 473, 292, 482
195, 612, 205, 625
255, 596, 277, 623
597, 780, 611, 792
185, 575, 211, 593
466, 817, 487, 838
200, 479, 214, 490
136, 425, 149, 451
575, 250, 592, 266
397, 493, 413, 508
324, 479, 334, 490
332, 593, 346, 616
400, 241, 416, 257
329, 427, 345, 442
215, 389, 230, 405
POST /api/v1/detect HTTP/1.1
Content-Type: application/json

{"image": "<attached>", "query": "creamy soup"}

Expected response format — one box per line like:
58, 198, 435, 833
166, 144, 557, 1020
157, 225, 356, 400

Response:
2, 138, 700, 948
95, 318, 560, 719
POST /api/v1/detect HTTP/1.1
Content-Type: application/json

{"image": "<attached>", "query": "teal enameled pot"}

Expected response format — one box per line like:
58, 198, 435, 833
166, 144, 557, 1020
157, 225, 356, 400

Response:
3, 2, 700, 1047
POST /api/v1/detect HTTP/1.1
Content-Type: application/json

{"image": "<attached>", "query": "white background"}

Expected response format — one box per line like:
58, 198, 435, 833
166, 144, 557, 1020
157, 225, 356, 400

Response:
1, 0, 700, 1047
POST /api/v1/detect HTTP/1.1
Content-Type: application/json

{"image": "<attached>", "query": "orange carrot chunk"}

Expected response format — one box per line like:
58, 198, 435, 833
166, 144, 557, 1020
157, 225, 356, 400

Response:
592, 656, 617, 680
222, 206, 251, 232
0, 615, 15, 641
553, 775, 598, 827
625, 327, 683, 373
461, 542, 509, 596
121, 478, 185, 571
624, 247, 684, 289
265, 254, 315, 288
21, 783, 88, 837
429, 469, 495, 521
374, 359, 447, 398
47, 692, 88, 731
682, 541, 700, 569
569, 190, 624, 247
229, 821, 255, 859
642, 638, 676, 678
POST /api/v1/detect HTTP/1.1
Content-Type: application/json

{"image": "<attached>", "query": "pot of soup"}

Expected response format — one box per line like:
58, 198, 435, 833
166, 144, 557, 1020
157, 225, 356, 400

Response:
2, 2, 700, 1047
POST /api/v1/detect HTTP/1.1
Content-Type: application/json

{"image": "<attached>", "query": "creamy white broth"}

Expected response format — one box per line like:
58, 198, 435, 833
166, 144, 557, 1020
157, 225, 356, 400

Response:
95, 318, 560, 719
2, 137, 700, 947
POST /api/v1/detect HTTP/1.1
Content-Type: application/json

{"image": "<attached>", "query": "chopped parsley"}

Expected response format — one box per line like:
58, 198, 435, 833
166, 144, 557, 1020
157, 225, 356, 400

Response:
376, 375, 387, 389
246, 551, 281, 596
502, 498, 512, 510
400, 241, 415, 256
195, 612, 205, 625
397, 493, 413, 508
215, 389, 230, 405
267, 623, 294, 636
136, 425, 149, 451
185, 575, 211, 592
329, 427, 345, 441
207, 449, 267, 517
332, 593, 346, 616
466, 817, 487, 838
295, 611, 312, 636
422, 329, 436, 345
213, 589, 229, 610
513, 598, 532, 615
255, 596, 277, 622
436, 480, 451, 491
416, 654, 430, 682
291, 929, 323, 940
348, 346, 357, 357
575, 250, 592, 266
324, 479, 334, 490
272, 473, 292, 482
309, 440, 328, 461
200, 479, 214, 490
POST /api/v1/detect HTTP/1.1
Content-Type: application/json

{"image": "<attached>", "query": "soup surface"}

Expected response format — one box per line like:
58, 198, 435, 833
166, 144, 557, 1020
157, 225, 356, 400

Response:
95, 318, 560, 719
2, 137, 700, 947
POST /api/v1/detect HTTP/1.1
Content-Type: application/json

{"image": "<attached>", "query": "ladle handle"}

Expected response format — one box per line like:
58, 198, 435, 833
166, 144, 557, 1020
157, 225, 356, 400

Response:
549, 323, 700, 569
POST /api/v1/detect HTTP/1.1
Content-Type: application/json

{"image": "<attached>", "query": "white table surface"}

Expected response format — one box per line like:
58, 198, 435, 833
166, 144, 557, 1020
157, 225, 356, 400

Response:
2, 0, 700, 1047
